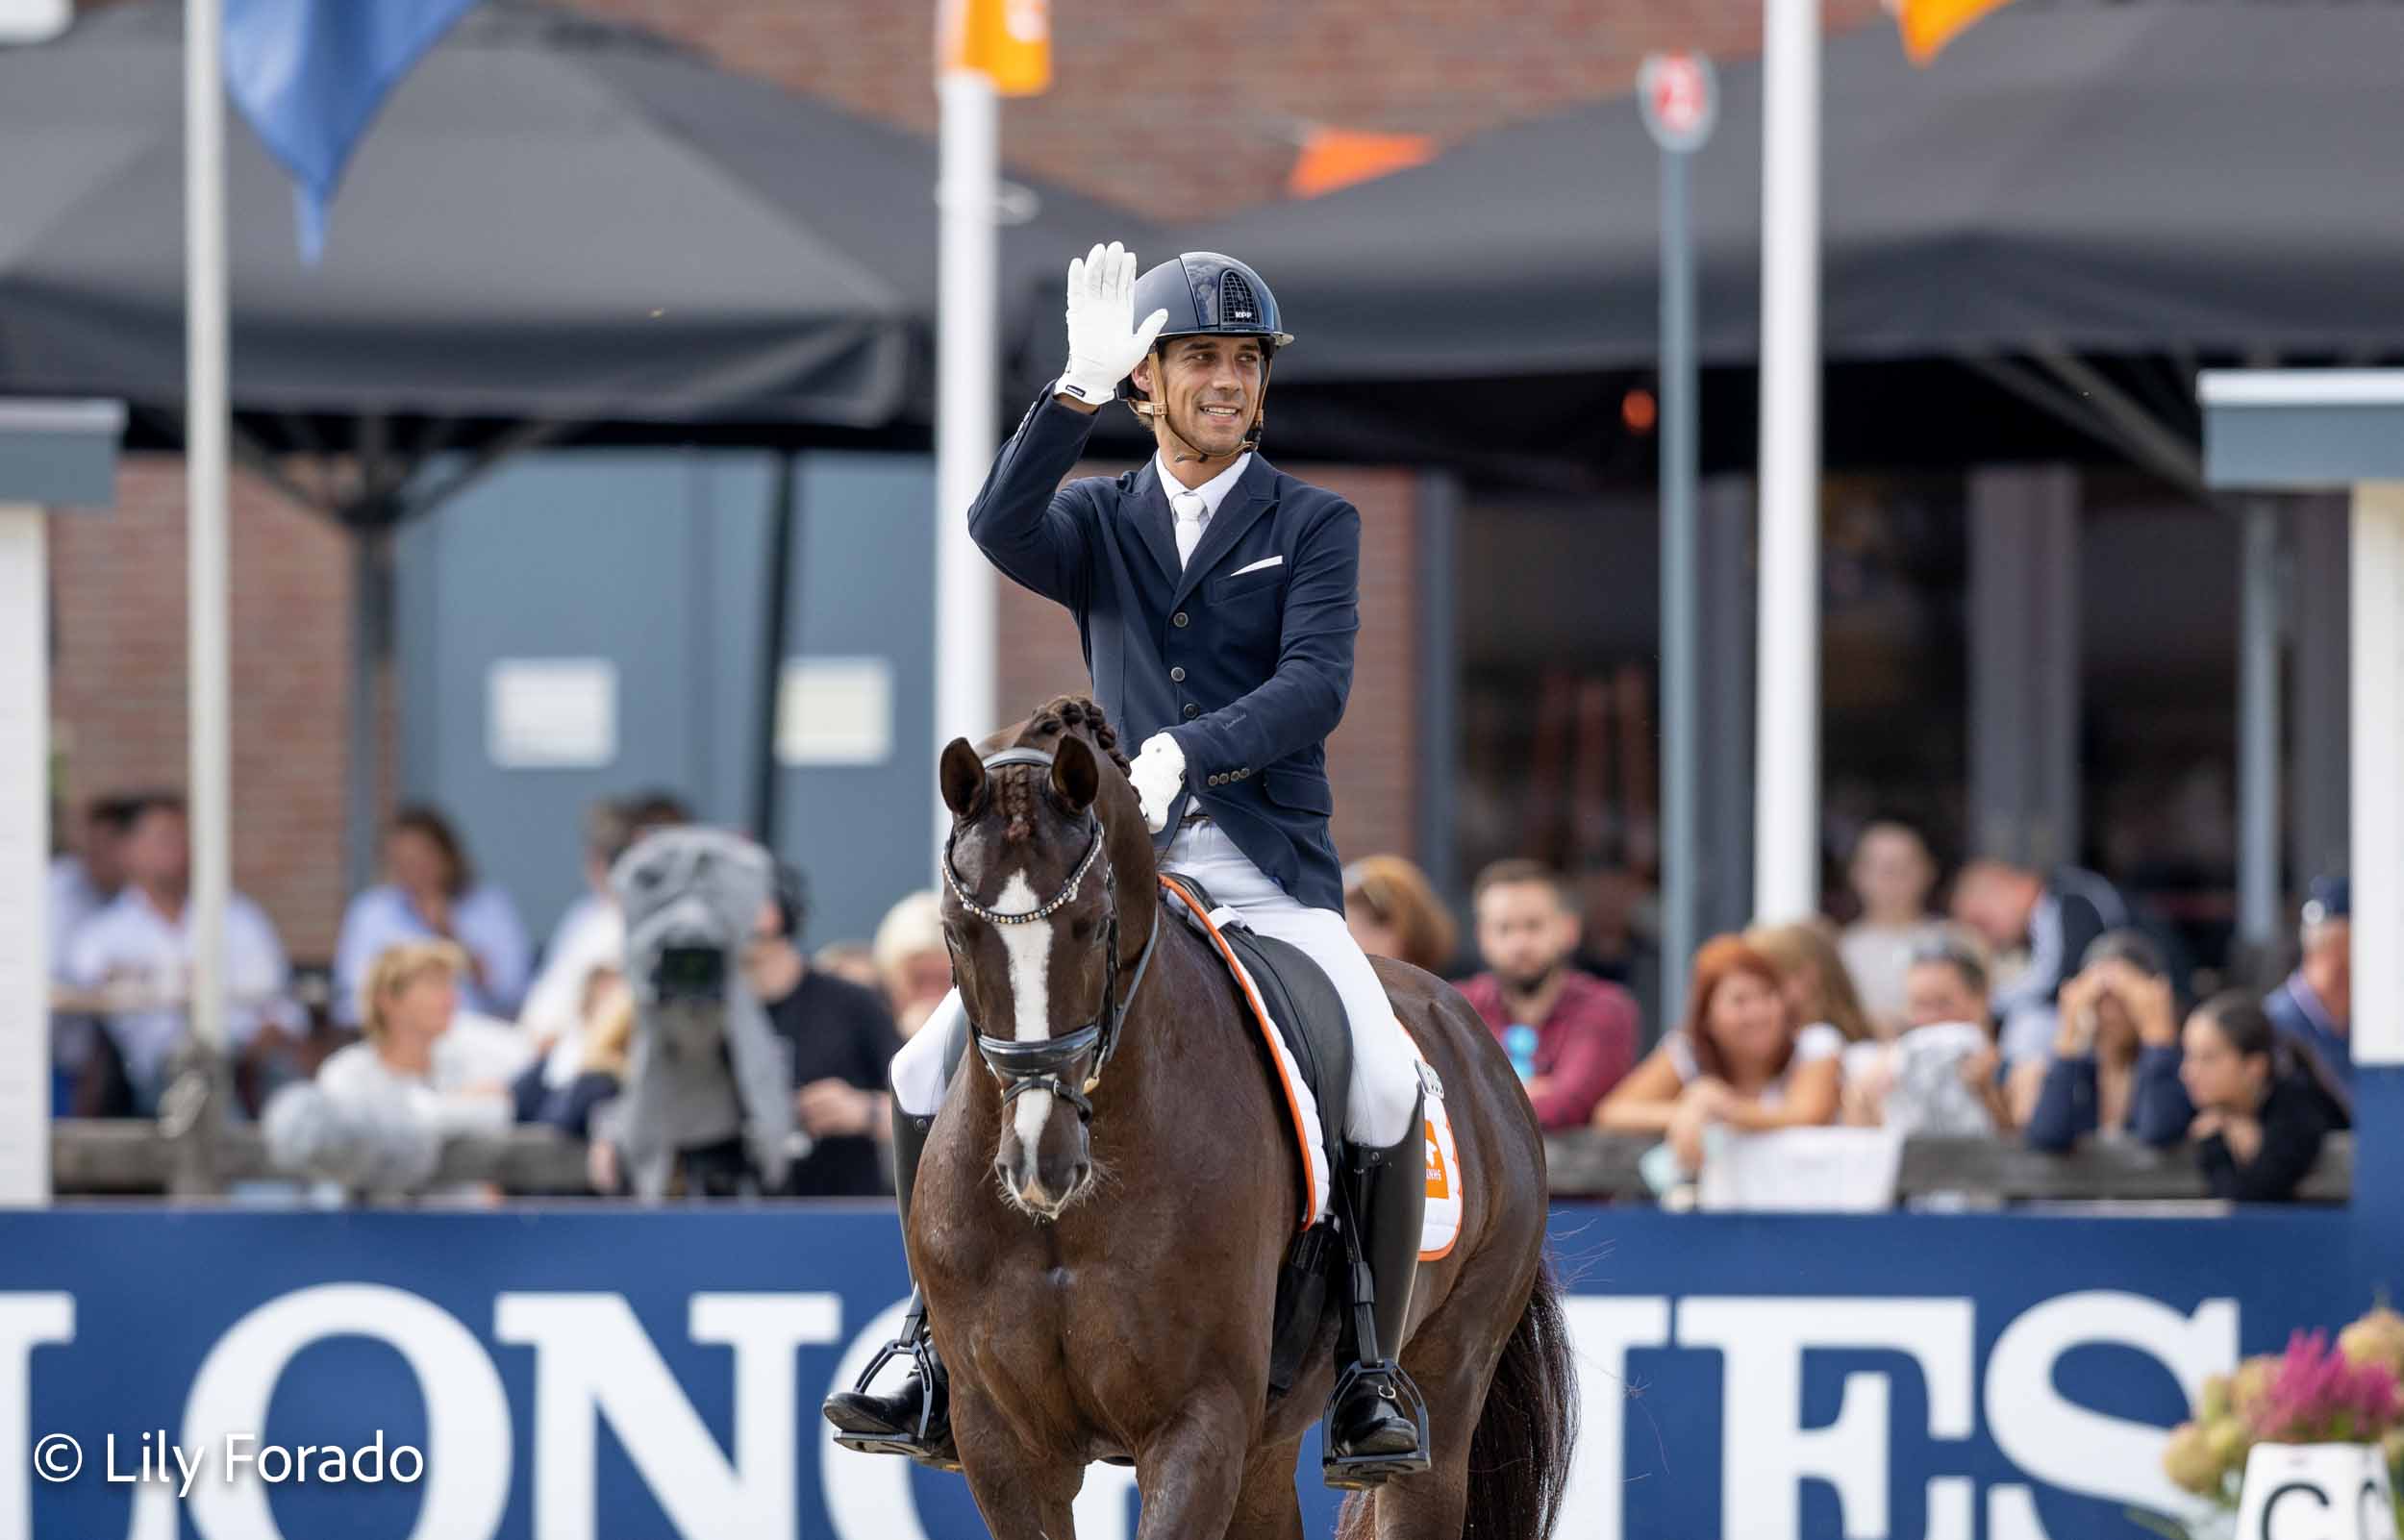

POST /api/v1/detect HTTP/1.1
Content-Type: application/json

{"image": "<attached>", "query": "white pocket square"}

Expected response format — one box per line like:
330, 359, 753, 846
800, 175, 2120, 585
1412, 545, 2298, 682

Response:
1230, 555, 1285, 577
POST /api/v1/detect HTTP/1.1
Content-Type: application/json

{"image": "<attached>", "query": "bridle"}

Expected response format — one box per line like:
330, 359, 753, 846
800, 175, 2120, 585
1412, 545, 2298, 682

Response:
939, 747, 1162, 1124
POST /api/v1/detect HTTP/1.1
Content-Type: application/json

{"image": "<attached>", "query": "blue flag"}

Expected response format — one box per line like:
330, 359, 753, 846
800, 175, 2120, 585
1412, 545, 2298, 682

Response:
222, 0, 484, 262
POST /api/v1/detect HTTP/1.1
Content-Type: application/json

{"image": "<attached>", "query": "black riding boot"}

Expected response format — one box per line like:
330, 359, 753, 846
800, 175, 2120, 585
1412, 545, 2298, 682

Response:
821, 1105, 959, 1469
1323, 1091, 1433, 1488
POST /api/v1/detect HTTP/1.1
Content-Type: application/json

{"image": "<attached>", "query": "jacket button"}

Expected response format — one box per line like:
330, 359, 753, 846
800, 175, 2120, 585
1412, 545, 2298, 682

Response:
1182, 703, 1200, 720
1172, 611, 1189, 628
1169, 666, 1186, 683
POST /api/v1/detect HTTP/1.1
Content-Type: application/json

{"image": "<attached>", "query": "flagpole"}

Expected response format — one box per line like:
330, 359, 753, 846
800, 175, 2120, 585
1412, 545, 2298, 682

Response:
187, 0, 232, 1056
933, 65, 999, 860
1753, 0, 1821, 922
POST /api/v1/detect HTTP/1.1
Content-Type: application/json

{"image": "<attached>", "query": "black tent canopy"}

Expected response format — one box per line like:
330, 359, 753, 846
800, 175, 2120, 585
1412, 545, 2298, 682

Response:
1156, 0, 2404, 484
0, 0, 1137, 433
1185, 0, 2404, 376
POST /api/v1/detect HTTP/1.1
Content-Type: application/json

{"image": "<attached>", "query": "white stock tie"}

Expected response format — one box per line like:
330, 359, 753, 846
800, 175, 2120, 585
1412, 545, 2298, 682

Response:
1171, 489, 1209, 568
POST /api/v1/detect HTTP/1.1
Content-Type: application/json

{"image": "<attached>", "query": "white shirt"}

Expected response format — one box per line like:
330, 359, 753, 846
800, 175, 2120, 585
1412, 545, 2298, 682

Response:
314, 1034, 516, 1142
1665, 1021, 1846, 1111
1153, 450, 1252, 568
518, 899, 625, 1087
63, 886, 292, 1096
47, 855, 108, 981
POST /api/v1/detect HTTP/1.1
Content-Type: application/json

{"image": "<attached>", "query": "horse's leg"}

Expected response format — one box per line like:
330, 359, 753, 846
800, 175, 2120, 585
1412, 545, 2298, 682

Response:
1364, 1284, 1519, 1540
1221, 1438, 1308, 1540
950, 1392, 1082, 1540
1129, 1388, 1251, 1540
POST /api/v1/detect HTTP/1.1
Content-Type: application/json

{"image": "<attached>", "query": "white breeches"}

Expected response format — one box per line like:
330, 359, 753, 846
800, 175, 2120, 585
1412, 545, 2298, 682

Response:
889, 819, 1424, 1148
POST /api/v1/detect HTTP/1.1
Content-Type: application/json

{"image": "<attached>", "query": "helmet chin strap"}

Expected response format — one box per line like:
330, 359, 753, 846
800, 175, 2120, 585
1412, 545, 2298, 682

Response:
1130, 350, 1272, 466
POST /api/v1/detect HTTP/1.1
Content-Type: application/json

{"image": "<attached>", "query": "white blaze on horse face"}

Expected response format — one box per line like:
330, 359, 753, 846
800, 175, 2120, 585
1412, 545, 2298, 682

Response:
992, 871, 1060, 1179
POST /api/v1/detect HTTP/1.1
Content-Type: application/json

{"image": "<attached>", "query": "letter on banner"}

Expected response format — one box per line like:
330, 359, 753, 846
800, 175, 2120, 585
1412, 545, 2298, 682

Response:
1554, 1297, 1674, 1540
1678, 1297, 1975, 1540
182, 1283, 511, 1540
495, 1292, 839, 1540
0, 1295, 73, 1540
1984, 1291, 2238, 1540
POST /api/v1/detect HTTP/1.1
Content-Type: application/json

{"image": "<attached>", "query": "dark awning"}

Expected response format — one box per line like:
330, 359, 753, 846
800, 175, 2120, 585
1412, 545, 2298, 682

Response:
1173, 0, 2404, 383
0, 0, 1140, 426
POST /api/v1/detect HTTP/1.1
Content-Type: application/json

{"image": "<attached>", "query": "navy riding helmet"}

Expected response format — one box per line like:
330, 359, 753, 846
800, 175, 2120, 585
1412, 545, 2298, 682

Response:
1119, 253, 1293, 438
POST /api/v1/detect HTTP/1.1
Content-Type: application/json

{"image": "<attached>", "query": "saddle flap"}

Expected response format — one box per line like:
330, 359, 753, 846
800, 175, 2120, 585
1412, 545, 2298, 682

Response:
1220, 929, 1352, 1190
1159, 873, 1347, 1230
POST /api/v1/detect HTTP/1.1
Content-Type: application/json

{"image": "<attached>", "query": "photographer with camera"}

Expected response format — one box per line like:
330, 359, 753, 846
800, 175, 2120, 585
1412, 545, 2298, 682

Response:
2022, 931, 2192, 1152
605, 828, 797, 1199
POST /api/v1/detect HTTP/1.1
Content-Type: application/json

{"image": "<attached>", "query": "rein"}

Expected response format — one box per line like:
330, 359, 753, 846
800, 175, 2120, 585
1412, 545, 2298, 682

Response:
941, 747, 1162, 1121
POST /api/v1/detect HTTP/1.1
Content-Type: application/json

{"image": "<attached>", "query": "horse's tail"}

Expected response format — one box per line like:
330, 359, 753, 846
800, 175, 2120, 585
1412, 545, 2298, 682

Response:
1461, 1254, 1581, 1539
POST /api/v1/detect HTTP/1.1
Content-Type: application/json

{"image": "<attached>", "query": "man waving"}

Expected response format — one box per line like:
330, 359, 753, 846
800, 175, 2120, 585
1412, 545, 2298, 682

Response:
826, 243, 1432, 1485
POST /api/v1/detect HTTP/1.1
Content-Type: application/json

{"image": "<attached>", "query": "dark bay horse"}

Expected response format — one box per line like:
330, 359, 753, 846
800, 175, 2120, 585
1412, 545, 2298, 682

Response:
915, 697, 1576, 1540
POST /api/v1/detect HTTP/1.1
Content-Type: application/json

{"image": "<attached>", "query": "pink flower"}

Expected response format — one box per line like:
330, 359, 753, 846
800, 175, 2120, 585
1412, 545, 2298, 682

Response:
2248, 1329, 2404, 1445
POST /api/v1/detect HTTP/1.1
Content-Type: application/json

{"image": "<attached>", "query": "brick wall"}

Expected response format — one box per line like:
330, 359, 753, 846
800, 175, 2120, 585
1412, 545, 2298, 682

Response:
566, 0, 1884, 219
993, 457, 1418, 866
47, 460, 352, 959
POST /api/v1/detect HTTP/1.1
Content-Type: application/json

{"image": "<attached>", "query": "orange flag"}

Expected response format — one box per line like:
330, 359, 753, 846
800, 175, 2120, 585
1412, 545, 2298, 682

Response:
938, 0, 1050, 95
1894, 0, 2016, 63
1288, 127, 1438, 199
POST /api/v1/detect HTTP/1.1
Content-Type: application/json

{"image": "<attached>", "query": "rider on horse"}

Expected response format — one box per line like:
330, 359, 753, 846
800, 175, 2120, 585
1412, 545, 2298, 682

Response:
824, 242, 1433, 1481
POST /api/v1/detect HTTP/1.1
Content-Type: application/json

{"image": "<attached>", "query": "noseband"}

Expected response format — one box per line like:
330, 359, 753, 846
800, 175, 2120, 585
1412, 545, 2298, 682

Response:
941, 747, 1162, 1123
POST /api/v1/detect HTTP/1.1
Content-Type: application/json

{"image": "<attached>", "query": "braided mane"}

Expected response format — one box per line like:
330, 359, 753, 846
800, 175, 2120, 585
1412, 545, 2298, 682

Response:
996, 695, 1135, 842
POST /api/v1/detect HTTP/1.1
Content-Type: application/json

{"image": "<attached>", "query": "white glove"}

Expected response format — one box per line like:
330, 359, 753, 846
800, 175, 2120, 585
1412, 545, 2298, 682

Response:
1128, 733, 1187, 833
1057, 241, 1170, 408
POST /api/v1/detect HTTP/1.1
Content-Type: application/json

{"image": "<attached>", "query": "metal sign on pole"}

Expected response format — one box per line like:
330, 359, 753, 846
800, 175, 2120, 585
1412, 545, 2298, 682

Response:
1641, 51, 1715, 1024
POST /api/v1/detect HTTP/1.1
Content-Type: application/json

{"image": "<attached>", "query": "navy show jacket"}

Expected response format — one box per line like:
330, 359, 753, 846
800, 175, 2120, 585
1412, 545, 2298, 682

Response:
966, 389, 1360, 914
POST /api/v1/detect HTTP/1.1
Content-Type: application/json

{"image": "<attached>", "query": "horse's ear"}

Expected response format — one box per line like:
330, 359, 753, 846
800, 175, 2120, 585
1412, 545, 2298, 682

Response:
939, 737, 987, 818
1050, 734, 1100, 811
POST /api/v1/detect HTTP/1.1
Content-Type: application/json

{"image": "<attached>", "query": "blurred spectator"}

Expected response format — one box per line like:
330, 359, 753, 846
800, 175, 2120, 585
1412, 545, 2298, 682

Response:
61, 794, 297, 1114
746, 863, 901, 1196
2181, 992, 2340, 1203
1570, 867, 1663, 1027
521, 790, 689, 1082
1951, 857, 2139, 1080
48, 793, 140, 978
1837, 822, 1946, 1035
813, 941, 887, 1000
48, 794, 142, 1114
2022, 931, 2191, 1152
333, 805, 532, 1026
872, 890, 953, 1040
1343, 855, 1461, 976
2264, 875, 2351, 1122
517, 972, 634, 1194
1596, 935, 1841, 1175
1746, 920, 1876, 1043
1458, 859, 1639, 1130
314, 940, 516, 1140
1843, 935, 2009, 1134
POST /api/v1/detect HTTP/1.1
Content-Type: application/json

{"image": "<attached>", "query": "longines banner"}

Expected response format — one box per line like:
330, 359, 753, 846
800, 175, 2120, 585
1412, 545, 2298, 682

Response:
0, 1207, 2356, 1540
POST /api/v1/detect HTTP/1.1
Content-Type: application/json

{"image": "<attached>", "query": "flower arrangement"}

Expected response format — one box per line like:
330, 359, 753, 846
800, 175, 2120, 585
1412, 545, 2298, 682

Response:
2147, 1304, 2404, 1533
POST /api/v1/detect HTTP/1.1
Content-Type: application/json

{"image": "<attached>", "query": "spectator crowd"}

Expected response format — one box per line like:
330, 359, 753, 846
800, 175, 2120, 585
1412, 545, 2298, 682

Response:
46, 786, 2355, 1205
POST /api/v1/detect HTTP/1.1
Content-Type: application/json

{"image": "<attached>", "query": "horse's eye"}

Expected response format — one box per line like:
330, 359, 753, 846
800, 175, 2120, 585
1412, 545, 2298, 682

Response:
1070, 917, 1097, 943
